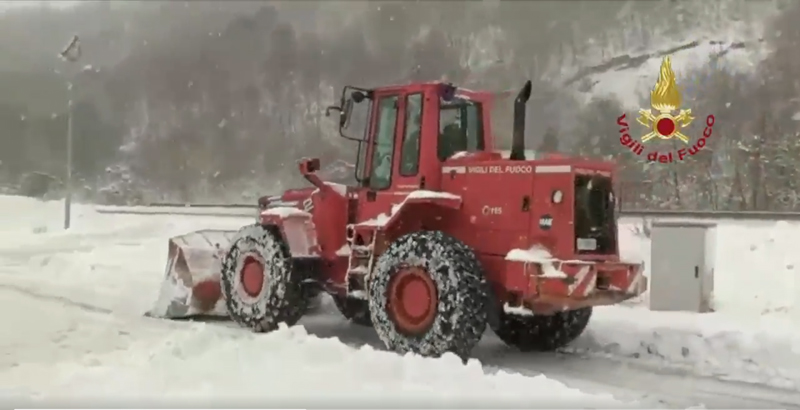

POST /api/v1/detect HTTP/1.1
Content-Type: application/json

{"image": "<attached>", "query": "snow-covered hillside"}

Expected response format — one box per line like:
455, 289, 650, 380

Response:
1, 196, 800, 408
572, 38, 768, 109
562, 1, 779, 108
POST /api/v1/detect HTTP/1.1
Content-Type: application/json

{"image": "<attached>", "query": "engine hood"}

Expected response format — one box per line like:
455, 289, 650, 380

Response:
258, 187, 315, 209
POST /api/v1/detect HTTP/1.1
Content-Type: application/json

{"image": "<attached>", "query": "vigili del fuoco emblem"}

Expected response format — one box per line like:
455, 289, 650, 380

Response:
637, 56, 694, 143
617, 55, 717, 163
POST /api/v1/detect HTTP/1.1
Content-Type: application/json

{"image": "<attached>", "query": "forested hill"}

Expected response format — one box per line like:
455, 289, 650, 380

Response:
0, 0, 795, 211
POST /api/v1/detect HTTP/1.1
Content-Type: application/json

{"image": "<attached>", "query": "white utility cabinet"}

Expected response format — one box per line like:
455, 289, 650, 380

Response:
649, 221, 716, 313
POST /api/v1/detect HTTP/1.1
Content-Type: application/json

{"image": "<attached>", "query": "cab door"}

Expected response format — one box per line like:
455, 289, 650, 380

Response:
355, 85, 431, 225
354, 91, 403, 224
393, 85, 427, 191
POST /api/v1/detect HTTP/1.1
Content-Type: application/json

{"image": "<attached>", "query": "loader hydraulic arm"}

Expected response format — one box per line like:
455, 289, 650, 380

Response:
299, 158, 338, 198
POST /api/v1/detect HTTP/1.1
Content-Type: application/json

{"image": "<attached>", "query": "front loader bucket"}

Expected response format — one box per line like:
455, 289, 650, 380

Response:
148, 229, 239, 319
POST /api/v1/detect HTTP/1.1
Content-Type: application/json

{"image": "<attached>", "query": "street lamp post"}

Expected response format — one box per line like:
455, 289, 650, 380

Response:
65, 84, 74, 230
59, 35, 81, 230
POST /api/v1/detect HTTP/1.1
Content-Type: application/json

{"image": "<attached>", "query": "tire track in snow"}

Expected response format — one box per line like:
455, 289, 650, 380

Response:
0, 282, 112, 315
3, 284, 799, 409
301, 300, 800, 409
477, 342, 800, 409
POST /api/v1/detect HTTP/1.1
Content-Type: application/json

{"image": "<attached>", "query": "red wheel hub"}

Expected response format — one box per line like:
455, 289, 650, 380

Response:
387, 266, 438, 335
240, 255, 265, 297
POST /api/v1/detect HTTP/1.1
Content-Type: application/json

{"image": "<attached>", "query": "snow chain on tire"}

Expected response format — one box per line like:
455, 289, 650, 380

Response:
368, 230, 489, 359
220, 224, 307, 332
492, 307, 592, 352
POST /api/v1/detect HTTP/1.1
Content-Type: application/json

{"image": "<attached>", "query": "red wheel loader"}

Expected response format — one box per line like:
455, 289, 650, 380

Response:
150, 80, 646, 358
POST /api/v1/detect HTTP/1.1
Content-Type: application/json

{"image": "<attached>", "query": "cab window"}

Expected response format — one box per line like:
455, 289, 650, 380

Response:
400, 93, 423, 176
369, 95, 399, 190
438, 100, 484, 161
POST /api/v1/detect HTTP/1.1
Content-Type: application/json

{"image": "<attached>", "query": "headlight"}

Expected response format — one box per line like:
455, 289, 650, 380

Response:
552, 190, 563, 204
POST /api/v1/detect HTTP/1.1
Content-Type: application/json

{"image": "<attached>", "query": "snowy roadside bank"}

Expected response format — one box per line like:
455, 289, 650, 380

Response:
593, 221, 800, 390
0, 288, 633, 408
573, 306, 800, 390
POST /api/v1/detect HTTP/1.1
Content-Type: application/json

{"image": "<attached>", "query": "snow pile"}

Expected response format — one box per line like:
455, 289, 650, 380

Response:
711, 220, 800, 319
506, 245, 555, 263
575, 218, 800, 389
0, 196, 69, 236
0, 302, 631, 407
573, 307, 800, 389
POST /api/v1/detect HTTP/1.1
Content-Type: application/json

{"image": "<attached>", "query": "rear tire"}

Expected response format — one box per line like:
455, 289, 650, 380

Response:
369, 230, 488, 359
332, 295, 372, 326
220, 224, 306, 332
492, 307, 592, 352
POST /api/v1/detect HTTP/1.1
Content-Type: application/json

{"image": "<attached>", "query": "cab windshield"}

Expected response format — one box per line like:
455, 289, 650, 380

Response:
438, 98, 485, 161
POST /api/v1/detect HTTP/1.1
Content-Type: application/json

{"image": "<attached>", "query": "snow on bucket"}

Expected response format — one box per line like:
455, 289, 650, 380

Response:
148, 229, 238, 318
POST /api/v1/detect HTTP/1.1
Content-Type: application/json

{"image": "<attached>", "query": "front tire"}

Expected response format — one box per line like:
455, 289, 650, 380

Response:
368, 230, 488, 358
492, 307, 592, 351
220, 224, 307, 332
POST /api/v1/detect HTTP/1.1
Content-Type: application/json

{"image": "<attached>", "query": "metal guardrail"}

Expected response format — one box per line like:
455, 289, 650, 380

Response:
94, 202, 800, 222
620, 209, 800, 222
145, 202, 254, 209
94, 204, 255, 218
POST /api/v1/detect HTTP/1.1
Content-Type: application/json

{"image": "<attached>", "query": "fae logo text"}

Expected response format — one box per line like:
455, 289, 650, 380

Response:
539, 215, 553, 230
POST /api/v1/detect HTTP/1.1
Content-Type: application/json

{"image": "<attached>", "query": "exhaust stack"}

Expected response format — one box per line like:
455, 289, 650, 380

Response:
509, 80, 533, 161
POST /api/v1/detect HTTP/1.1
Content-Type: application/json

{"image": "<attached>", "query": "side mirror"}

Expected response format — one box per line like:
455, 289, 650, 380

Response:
352, 91, 366, 103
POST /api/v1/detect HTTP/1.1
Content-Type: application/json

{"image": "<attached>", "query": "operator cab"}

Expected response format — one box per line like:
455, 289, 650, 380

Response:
325, 81, 617, 258
325, 82, 494, 193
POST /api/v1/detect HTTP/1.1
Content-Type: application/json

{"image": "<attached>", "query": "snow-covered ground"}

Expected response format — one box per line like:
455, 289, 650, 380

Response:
0, 197, 631, 407
581, 222, 800, 389
1, 196, 800, 408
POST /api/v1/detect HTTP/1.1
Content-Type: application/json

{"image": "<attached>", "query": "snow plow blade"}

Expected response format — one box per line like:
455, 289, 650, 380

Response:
148, 229, 239, 319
